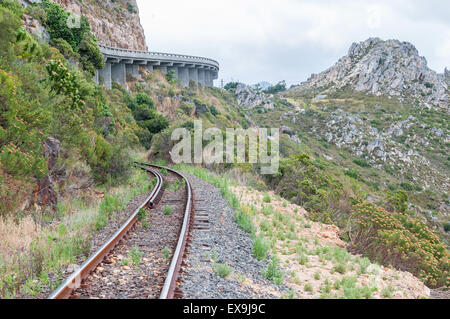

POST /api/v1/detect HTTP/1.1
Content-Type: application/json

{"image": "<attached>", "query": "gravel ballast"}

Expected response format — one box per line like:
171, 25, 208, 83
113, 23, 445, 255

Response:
179, 174, 289, 299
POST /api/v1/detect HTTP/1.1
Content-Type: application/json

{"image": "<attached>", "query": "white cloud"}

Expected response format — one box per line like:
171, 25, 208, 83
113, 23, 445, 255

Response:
136, 0, 450, 86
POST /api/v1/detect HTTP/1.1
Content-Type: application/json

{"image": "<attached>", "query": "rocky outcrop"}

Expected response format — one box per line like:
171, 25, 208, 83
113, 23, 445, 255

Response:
296, 38, 448, 109
35, 137, 60, 210
53, 0, 147, 50
22, 13, 50, 43
234, 83, 275, 109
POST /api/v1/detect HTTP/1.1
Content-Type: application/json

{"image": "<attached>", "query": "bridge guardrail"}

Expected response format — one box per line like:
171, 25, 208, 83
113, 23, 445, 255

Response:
98, 44, 219, 70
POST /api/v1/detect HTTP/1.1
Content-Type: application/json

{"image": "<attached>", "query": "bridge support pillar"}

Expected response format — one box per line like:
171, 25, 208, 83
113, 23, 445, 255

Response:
98, 62, 112, 89
126, 64, 140, 79
206, 70, 213, 87
178, 67, 190, 87
188, 68, 198, 87
111, 63, 126, 86
146, 65, 154, 72
154, 65, 168, 74
204, 70, 209, 87
209, 71, 215, 86
198, 69, 206, 88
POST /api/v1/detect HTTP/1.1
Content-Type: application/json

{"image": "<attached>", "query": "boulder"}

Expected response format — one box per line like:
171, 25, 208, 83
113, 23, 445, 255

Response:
36, 137, 61, 211
367, 139, 384, 153
42, 137, 61, 171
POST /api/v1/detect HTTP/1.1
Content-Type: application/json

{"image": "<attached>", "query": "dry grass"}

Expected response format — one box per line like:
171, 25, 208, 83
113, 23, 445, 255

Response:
0, 165, 151, 298
0, 216, 41, 265
0, 169, 34, 216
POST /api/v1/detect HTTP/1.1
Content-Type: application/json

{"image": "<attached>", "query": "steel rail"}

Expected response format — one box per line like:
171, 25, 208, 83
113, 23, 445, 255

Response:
48, 166, 163, 299
135, 162, 193, 300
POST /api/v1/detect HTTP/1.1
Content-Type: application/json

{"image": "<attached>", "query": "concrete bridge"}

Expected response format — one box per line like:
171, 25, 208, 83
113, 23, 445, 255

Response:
20, 0, 220, 89
96, 45, 219, 89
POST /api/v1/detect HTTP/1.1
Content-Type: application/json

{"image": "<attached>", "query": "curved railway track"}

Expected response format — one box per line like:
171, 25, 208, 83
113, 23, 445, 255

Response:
48, 163, 193, 299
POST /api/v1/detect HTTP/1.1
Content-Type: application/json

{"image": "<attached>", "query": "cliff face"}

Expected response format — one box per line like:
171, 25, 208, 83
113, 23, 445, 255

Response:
295, 38, 448, 109
53, 0, 147, 51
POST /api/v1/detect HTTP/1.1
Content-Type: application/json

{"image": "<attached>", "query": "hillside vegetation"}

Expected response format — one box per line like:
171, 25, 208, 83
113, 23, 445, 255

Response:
0, 0, 159, 297
0, 0, 252, 298
0, 0, 447, 298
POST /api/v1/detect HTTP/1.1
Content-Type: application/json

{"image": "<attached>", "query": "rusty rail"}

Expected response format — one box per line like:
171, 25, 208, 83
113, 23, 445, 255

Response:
48, 166, 163, 299
135, 162, 193, 299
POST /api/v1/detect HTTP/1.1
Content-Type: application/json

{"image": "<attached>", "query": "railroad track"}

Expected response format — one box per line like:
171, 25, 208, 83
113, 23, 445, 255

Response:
48, 163, 193, 299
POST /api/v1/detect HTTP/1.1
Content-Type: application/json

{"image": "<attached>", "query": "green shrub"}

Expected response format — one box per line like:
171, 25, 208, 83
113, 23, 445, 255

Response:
345, 169, 359, 179
386, 190, 409, 213
179, 102, 194, 116
129, 246, 144, 266
50, 38, 79, 59
224, 82, 239, 91
304, 283, 313, 292
400, 182, 415, 191
264, 81, 286, 94
253, 235, 270, 261
332, 263, 347, 275
126, 2, 136, 13
99, 195, 119, 217
0, 6, 21, 54
262, 256, 283, 285
137, 208, 147, 222
381, 285, 395, 298
0, 0, 23, 18
163, 205, 173, 215
357, 257, 371, 275
161, 247, 171, 262
94, 212, 108, 231
125, 92, 168, 149
209, 105, 220, 117
234, 209, 256, 234
77, 33, 105, 76
136, 93, 155, 108
353, 158, 371, 168
267, 153, 343, 221
213, 263, 232, 278
261, 205, 274, 216
166, 69, 176, 83
340, 276, 376, 299
444, 223, 450, 233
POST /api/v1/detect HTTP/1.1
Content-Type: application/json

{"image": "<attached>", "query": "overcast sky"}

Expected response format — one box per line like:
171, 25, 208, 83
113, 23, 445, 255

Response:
136, 0, 450, 87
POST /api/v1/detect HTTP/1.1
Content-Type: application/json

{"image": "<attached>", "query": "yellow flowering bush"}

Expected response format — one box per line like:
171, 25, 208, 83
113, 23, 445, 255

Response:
351, 202, 449, 287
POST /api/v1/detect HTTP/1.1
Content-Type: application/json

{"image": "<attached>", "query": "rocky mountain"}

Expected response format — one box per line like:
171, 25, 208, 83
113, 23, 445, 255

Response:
293, 38, 448, 109
53, 0, 147, 50
247, 38, 449, 248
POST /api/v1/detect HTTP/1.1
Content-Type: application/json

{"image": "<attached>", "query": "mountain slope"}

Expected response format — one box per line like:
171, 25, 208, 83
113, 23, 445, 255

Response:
291, 38, 448, 109
52, 0, 147, 50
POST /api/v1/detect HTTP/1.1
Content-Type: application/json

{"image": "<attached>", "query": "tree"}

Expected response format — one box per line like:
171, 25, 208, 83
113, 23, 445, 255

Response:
264, 81, 286, 94
0, 6, 21, 54
224, 82, 239, 91
78, 33, 105, 76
